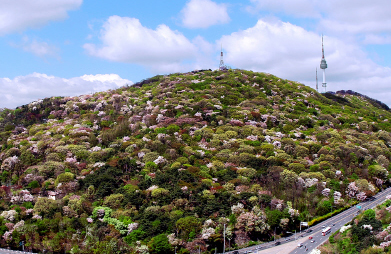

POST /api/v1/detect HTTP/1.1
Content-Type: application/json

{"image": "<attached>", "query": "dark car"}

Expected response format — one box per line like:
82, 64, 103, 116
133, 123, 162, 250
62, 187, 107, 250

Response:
233, 251, 239, 254
275, 241, 281, 246
306, 229, 313, 233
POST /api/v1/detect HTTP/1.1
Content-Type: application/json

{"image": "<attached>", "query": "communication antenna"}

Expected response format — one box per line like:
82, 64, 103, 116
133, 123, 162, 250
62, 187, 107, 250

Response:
320, 35, 328, 93
316, 68, 318, 92
219, 44, 227, 71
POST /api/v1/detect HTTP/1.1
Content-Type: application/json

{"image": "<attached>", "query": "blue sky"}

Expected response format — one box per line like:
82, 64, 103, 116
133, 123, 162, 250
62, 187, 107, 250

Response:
1, 0, 391, 108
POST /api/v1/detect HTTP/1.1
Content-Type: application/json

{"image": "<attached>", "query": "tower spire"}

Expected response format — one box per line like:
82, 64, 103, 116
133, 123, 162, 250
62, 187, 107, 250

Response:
320, 35, 328, 93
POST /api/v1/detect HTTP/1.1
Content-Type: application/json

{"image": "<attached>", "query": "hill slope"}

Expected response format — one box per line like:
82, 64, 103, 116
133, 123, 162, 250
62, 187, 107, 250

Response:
0, 69, 391, 253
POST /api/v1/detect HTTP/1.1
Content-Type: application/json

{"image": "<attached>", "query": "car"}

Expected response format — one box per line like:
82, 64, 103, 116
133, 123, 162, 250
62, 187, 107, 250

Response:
286, 238, 291, 241
306, 229, 313, 233
233, 251, 239, 254
332, 223, 335, 226
275, 241, 281, 246
322, 225, 326, 228
298, 243, 303, 247
309, 236, 313, 240
311, 240, 315, 243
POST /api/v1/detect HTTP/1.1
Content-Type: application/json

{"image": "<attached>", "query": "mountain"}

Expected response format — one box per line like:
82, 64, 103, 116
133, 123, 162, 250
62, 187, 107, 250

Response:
0, 69, 391, 253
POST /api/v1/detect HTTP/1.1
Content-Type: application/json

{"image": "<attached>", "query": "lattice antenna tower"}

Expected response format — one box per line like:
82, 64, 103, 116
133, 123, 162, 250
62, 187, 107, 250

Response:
219, 44, 227, 70
320, 35, 328, 93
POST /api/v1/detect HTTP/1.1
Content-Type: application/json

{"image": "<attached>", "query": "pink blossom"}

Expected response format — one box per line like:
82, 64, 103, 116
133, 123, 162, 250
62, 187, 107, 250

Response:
246, 135, 258, 141
66, 157, 77, 163
356, 192, 367, 201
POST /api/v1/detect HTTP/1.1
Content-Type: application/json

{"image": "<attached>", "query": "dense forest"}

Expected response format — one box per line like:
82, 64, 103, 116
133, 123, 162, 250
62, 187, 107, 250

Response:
1, 69, 391, 253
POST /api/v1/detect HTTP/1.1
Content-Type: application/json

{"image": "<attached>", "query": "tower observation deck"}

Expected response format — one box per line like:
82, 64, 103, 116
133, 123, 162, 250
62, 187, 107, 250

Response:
320, 35, 328, 92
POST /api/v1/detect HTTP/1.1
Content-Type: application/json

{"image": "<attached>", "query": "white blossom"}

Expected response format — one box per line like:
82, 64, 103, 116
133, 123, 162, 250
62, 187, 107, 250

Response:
91, 146, 102, 152
340, 225, 351, 233
231, 203, 244, 215
153, 156, 167, 165
288, 208, 300, 217
147, 185, 159, 192
0, 210, 17, 222
128, 223, 139, 233
201, 227, 215, 239
322, 188, 331, 197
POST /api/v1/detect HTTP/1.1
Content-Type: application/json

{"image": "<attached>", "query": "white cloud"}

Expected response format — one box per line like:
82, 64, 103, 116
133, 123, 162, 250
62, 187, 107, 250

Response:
0, 0, 82, 35
10, 37, 59, 58
247, 0, 319, 18
180, 0, 230, 28
0, 73, 132, 109
220, 19, 391, 105
84, 16, 205, 73
363, 34, 391, 45
248, 0, 391, 42
319, 0, 391, 35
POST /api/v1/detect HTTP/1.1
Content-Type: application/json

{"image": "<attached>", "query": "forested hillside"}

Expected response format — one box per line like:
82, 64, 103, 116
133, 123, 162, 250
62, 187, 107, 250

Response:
0, 69, 391, 253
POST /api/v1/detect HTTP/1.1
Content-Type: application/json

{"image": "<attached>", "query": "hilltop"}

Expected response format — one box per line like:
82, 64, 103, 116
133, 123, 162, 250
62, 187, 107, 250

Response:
0, 69, 391, 253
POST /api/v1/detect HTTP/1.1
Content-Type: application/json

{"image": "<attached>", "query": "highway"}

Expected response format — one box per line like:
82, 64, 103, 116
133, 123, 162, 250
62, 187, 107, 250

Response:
226, 187, 391, 254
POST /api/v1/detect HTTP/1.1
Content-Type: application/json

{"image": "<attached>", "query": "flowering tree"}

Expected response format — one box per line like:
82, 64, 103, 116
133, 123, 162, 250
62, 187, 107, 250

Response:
235, 211, 269, 234
356, 192, 367, 201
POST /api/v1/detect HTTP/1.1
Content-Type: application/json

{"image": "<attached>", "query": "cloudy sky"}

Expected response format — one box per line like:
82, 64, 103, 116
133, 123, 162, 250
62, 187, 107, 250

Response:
1, 0, 391, 108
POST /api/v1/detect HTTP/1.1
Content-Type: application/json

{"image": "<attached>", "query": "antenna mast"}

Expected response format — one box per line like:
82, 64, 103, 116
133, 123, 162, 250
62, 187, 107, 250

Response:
316, 68, 318, 92
219, 44, 227, 70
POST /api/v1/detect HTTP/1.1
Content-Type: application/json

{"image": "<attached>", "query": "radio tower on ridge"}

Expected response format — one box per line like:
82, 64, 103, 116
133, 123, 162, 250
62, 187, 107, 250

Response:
219, 45, 227, 71
320, 35, 328, 93
316, 68, 318, 92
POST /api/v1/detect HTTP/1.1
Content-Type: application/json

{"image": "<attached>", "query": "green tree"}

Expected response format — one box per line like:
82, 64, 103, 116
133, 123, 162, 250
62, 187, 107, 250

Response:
33, 197, 58, 218
176, 216, 201, 240
148, 234, 173, 254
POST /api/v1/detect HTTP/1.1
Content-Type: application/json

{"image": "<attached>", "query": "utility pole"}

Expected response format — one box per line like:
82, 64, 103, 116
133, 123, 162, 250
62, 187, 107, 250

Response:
223, 224, 226, 253
274, 227, 276, 242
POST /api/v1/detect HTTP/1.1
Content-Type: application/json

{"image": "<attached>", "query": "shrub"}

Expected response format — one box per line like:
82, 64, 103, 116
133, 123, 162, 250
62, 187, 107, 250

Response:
103, 193, 125, 209
151, 188, 169, 198
54, 172, 75, 187
288, 163, 306, 174
143, 152, 160, 163
33, 197, 58, 218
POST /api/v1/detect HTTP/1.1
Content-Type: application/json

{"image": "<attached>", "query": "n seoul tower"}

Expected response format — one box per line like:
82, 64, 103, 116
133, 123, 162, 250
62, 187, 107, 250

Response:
320, 35, 328, 93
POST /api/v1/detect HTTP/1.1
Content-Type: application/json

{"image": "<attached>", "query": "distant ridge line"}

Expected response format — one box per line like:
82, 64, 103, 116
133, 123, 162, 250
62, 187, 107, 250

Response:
335, 90, 390, 111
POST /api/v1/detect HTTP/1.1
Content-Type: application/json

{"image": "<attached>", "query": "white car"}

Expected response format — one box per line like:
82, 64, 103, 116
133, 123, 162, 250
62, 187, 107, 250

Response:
298, 243, 303, 247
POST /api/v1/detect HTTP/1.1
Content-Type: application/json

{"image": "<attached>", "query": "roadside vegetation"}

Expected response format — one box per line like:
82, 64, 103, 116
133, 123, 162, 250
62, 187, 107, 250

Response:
320, 196, 391, 253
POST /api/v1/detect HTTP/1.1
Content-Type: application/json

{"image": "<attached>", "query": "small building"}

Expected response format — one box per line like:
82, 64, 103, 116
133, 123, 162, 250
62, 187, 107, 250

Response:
47, 191, 58, 200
